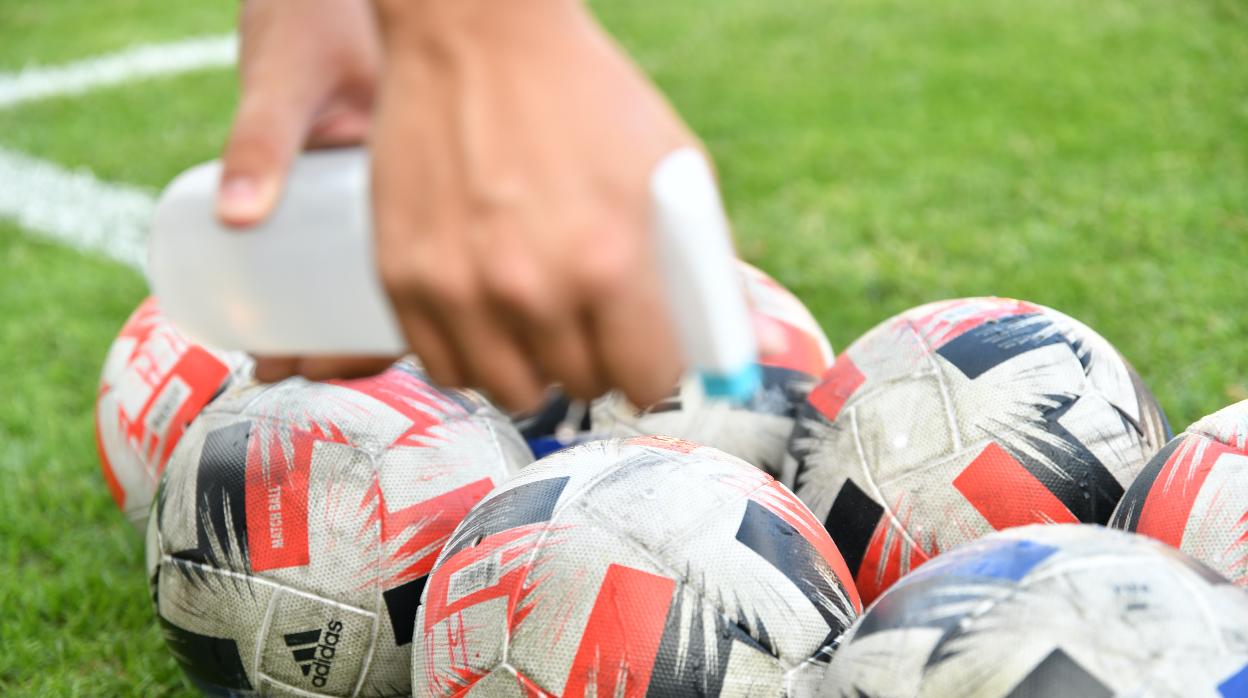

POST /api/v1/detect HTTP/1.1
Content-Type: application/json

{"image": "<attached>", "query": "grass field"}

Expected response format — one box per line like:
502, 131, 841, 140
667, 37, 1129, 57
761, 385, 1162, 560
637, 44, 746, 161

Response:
2, 0, 1246, 694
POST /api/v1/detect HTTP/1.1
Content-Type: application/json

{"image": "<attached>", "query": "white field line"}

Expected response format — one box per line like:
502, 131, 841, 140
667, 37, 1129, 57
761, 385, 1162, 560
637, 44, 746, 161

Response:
0, 35, 239, 272
0, 34, 237, 109
0, 147, 154, 271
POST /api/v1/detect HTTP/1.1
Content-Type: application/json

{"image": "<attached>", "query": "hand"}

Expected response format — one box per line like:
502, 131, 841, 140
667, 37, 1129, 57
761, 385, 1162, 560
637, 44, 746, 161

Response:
217, 0, 380, 227
218, 0, 388, 384
353, 0, 692, 411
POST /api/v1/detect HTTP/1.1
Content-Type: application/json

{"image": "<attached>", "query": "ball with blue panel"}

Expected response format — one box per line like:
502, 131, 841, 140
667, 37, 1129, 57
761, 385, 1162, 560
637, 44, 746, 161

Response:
821, 524, 1248, 697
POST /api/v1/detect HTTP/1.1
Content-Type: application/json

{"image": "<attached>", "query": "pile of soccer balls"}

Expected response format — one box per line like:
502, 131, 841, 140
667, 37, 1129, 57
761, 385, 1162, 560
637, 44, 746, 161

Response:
96, 268, 1248, 697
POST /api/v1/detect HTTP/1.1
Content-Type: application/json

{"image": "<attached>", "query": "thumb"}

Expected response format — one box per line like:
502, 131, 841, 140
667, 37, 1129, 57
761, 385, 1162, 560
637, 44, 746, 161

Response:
217, 94, 312, 228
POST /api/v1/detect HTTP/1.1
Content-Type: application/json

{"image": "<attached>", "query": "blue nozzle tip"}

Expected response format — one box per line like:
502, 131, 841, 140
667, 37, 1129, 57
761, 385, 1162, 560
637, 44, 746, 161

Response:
700, 364, 762, 403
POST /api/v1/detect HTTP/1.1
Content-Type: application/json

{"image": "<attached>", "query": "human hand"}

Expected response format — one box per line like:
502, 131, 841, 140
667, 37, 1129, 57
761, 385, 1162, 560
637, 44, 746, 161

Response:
217, 0, 380, 227
217, 0, 389, 384
350, 0, 696, 412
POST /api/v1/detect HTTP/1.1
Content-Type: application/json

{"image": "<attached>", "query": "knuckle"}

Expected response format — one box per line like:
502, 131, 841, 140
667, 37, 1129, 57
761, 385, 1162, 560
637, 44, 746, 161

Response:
575, 250, 633, 299
425, 364, 462, 389
379, 253, 478, 310
377, 256, 423, 299
429, 271, 478, 310
571, 226, 644, 300
486, 268, 546, 316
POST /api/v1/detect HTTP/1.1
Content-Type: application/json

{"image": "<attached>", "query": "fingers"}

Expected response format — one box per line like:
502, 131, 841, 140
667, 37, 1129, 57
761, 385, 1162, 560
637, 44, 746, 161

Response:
522, 316, 605, 401
252, 356, 396, 383
431, 303, 546, 413
254, 356, 299, 383
590, 296, 682, 409
391, 303, 463, 389
217, 92, 314, 227
583, 240, 683, 408
481, 241, 606, 402
393, 288, 547, 411
294, 356, 396, 381
219, 0, 378, 227
379, 246, 546, 411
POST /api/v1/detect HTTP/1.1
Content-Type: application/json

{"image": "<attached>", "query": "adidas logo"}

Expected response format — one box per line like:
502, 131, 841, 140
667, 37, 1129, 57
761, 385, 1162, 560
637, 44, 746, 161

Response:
284, 620, 343, 688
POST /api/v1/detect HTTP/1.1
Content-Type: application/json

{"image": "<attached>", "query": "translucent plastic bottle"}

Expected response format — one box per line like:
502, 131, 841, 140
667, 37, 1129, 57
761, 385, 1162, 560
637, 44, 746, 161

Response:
149, 147, 759, 401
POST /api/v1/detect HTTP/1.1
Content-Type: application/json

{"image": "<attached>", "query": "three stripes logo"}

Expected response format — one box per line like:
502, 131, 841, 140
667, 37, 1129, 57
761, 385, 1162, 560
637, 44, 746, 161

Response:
283, 620, 343, 688
284, 628, 321, 675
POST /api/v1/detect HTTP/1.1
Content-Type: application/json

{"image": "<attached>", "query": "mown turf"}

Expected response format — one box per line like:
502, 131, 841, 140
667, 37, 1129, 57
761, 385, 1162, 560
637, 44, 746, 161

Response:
599, 0, 1248, 425
0, 69, 237, 189
1, 0, 1246, 694
0, 224, 176, 695
0, 0, 235, 70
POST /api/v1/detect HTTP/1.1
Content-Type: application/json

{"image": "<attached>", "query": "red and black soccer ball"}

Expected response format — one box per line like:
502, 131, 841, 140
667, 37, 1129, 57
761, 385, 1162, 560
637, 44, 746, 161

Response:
147, 361, 532, 697
592, 262, 835, 477
785, 297, 1170, 604
1111, 399, 1248, 586
414, 437, 861, 696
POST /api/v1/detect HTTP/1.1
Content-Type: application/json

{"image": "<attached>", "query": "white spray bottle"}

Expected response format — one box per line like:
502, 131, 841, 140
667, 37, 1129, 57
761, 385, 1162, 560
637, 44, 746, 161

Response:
148, 147, 760, 402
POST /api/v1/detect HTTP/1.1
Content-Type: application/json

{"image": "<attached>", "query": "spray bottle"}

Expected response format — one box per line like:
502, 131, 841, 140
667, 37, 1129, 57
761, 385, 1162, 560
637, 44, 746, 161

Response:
148, 147, 759, 402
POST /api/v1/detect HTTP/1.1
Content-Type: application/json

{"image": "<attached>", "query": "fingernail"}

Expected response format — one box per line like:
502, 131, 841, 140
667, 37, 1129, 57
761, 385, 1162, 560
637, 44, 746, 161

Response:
218, 176, 264, 225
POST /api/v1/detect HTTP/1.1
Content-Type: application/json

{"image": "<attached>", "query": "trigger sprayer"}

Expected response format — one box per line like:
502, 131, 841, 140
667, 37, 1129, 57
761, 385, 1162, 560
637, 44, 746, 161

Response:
148, 147, 759, 402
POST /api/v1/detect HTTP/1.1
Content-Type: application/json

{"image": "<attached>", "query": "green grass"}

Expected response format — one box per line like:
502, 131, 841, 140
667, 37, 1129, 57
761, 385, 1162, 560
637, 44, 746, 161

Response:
0, 224, 173, 695
1, 0, 1246, 693
599, 0, 1248, 424
0, 69, 237, 189
0, 0, 235, 70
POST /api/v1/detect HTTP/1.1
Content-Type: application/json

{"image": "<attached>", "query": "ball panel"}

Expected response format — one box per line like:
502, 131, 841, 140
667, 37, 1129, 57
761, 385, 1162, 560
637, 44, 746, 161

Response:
1190, 401, 1248, 449
540, 560, 676, 698
259, 590, 377, 695
739, 261, 833, 376
571, 441, 773, 559
155, 558, 274, 694
1112, 400, 1248, 587
417, 520, 557, 695
96, 297, 251, 528
157, 614, 255, 696
461, 670, 531, 696
850, 373, 953, 483
1172, 450, 1248, 586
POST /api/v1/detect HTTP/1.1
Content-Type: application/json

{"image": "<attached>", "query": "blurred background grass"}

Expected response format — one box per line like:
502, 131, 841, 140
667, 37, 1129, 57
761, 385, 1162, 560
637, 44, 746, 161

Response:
0, 0, 1245, 693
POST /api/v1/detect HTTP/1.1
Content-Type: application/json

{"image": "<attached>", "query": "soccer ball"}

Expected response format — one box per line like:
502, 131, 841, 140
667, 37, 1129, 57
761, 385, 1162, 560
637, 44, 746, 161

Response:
785, 297, 1170, 604
413, 436, 861, 697
591, 262, 833, 477
1111, 399, 1248, 586
146, 362, 532, 697
821, 525, 1248, 697
96, 296, 251, 529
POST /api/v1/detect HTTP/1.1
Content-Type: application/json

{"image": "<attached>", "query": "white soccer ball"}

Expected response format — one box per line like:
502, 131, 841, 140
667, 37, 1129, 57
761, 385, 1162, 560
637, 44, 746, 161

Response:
146, 362, 532, 696
592, 262, 833, 477
785, 297, 1171, 604
822, 524, 1248, 697
96, 296, 251, 529
413, 436, 862, 696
